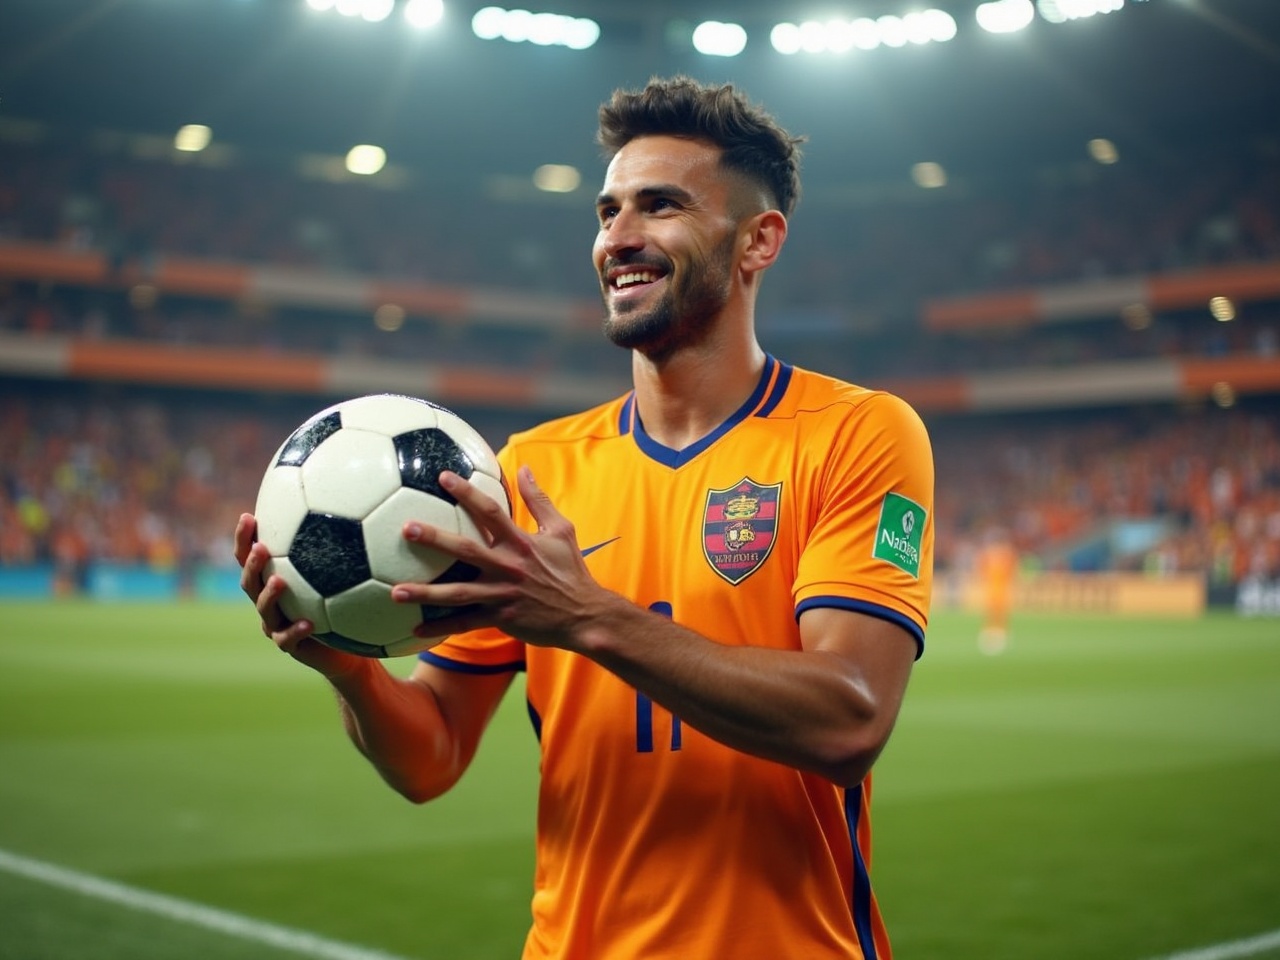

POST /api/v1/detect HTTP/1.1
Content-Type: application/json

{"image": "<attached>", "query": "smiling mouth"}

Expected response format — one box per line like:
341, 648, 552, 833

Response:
607, 266, 667, 293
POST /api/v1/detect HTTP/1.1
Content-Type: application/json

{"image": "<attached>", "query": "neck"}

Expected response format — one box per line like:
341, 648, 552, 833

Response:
630, 328, 767, 451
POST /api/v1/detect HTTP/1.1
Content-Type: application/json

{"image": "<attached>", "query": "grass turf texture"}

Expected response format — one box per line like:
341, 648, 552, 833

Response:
0, 601, 1277, 960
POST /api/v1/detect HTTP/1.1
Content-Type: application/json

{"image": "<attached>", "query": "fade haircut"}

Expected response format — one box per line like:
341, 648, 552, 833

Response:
597, 75, 805, 218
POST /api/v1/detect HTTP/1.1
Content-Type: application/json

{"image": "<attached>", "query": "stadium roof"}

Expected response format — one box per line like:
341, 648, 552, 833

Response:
2, 0, 1278, 203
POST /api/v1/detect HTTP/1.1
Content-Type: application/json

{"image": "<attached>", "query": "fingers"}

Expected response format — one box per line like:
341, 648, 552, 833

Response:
233, 513, 257, 567
515, 466, 557, 532
440, 470, 518, 536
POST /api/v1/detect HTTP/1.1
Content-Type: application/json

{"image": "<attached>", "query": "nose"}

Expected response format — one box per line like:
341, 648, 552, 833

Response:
599, 205, 645, 260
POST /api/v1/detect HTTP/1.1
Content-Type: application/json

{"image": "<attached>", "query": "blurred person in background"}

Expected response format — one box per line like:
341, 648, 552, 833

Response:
976, 526, 1018, 655
237, 76, 934, 960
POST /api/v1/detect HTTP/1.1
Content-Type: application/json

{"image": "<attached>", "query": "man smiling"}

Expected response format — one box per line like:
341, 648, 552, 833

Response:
238, 75, 935, 960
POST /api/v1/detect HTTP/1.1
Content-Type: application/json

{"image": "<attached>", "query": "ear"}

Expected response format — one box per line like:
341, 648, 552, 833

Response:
739, 210, 788, 276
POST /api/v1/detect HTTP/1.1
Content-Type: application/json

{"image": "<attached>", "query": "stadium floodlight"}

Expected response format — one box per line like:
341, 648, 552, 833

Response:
976, 0, 1036, 33
770, 22, 802, 54
692, 21, 747, 57
471, 7, 599, 49
912, 162, 948, 188
533, 164, 581, 193
769, 10, 954, 55
851, 18, 881, 49
374, 303, 406, 332
918, 9, 958, 42
403, 0, 444, 29
1209, 296, 1236, 322
305, 0, 337, 10
876, 15, 908, 47
826, 19, 857, 53
1037, 0, 1125, 23
174, 124, 212, 153
363, 0, 394, 21
346, 144, 387, 175
1088, 137, 1119, 164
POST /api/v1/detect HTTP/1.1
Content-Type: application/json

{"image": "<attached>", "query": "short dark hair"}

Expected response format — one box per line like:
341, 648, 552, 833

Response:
597, 76, 804, 218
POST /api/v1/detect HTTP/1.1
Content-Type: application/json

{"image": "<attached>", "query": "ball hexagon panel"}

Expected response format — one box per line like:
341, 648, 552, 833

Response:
326, 579, 426, 650
276, 412, 342, 467
300, 429, 400, 519
263, 556, 333, 634
337, 393, 443, 437
362, 486, 464, 586
289, 513, 370, 597
254, 465, 308, 556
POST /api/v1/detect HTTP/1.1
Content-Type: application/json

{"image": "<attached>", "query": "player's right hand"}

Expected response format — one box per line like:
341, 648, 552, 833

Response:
234, 513, 366, 680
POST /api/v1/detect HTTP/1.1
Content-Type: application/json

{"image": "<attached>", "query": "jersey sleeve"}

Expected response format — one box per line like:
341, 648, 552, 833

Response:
794, 391, 935, 656
416, 441, 527, 674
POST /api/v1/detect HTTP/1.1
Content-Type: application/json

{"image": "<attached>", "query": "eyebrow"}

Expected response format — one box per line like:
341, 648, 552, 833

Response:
595, 184, 696, 207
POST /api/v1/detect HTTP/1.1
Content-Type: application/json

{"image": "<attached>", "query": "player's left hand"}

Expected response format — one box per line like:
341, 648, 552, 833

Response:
392, 465, 614, 649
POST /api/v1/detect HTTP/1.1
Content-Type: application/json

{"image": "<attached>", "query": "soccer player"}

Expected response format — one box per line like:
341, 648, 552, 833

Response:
237, 76, 934, 960
976, 527, 1018, 655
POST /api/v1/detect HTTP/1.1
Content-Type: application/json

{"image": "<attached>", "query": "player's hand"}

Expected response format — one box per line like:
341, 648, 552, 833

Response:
392, 467, 614, 649
234, 513, 366, 679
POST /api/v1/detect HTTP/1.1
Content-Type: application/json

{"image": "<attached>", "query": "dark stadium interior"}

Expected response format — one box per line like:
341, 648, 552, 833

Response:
1, 0, 1279, 605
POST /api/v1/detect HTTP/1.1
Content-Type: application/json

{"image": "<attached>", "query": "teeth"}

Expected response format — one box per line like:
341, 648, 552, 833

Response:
615, 271, 659, 288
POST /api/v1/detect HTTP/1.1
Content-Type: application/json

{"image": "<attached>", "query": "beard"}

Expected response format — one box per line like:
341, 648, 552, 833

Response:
601, 232, 735, 362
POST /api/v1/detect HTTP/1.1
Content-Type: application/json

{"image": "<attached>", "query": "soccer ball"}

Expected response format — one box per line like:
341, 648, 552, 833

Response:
253, 394, 509, 658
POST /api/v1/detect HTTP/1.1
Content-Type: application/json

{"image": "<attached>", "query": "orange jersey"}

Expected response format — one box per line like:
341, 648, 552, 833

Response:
422, 357, 934, 960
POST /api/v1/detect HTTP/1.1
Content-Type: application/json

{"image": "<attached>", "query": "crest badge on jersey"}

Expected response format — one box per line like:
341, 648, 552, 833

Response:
703, 478, 780, 584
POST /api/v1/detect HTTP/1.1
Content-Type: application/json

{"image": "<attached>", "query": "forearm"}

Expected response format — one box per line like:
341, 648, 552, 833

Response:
574, 598, 907, 786
328, 661, 462, 803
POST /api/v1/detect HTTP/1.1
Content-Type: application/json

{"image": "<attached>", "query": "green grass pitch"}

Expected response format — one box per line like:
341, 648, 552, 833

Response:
1, 601, 1277, 960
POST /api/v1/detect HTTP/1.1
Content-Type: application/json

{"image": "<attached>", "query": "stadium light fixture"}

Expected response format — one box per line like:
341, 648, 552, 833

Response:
403, 0, 444, 29
345, 144, 387, 175
912, 162, 948, 189
471, 7, 599, 49
174, 124, 212, 153
304, 0, 400, 21
1088, 137, 1119, 164
1121, 303, 1152, 330
770, 10, 955, 55
1037, 0, 1125, 24
374, 303, 406, 331
692, 21, 747, 57
1209, 296, 1236, 322
976, 0, 1036, 33
533, 164, 581, 193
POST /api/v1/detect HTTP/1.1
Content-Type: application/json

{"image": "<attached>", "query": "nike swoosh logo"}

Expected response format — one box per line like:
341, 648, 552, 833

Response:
581, 537, 621, 558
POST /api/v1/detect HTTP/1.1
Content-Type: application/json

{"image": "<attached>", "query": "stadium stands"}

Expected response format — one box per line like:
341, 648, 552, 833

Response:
1, 132, 1277, 609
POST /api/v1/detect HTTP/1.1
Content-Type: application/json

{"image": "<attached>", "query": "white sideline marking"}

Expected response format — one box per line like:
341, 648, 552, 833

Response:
0, 848, 415, 960
1146, 929, 1280, 960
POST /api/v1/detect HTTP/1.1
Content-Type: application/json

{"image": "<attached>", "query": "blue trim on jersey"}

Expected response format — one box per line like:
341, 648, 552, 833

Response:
754, 358, 793, 418
527, 698, 543, 743
631, 356, 780, 468
796, 596, 926, 658
844, 787, 879, 960
618, 394, 635, 435
417, 650, 526, 674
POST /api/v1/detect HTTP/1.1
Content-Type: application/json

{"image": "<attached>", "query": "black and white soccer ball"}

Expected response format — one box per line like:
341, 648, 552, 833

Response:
253, 394, 509, 658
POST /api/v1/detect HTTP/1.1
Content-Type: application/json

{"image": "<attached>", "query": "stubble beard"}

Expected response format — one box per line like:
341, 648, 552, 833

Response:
601, 235, 735, 363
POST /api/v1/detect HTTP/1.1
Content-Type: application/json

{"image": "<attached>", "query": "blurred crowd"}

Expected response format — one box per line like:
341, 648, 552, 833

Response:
1, 134, 1279, 597
931, 404, 1280, 588
1, 135, 1277, 310
2, 383, 1277, 594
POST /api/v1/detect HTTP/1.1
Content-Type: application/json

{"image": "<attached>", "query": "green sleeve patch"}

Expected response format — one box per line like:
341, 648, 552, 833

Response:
872, 492, 927, 578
